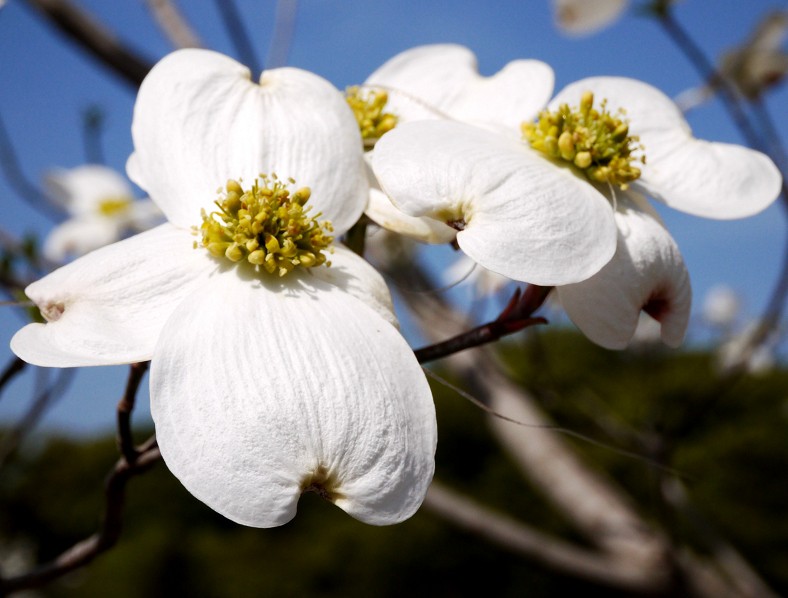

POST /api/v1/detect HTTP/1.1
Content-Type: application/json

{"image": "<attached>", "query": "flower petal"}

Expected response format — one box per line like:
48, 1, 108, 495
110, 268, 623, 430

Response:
552, 77, 782, 219
43, 215, 122, 262
365, 155, 457, 244
557, 193, 691, 349
150, 269, 436, 527
130, 48, 367, 235
308, 244, 399, 329
11, 224, 221, 367
373, 120, 617, 285
366, 44, 554, 131
45, 165, 134, 215
553, 0, 628, 35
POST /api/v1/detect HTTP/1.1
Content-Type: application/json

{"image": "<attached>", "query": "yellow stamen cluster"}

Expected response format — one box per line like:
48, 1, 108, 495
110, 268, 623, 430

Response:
345, 86, 398, 144
522, 91, 645, 189
199, 176, 333, 277
97, 196, 133, 216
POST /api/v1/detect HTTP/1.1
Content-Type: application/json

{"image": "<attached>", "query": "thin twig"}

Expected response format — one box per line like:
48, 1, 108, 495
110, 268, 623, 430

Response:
0, 368, 76, 469
116, 362, 150, 464
424, 480, 669, 593
0, 436, 161, 594
265, 0, 298, 69
414, 285, 551, 363
22, 0, 153, 88
144, 0, 203, 49
213, 0, 260, 74
0, 357, 26, 400
0, 113, 63, 221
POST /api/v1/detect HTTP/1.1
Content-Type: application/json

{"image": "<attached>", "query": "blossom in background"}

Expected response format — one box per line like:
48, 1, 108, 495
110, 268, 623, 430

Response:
552, 0, 629, 36
11, 49, 436, 528
43, 164, 162, 261
368, 44, 781, 349
702, 284, 742, 329
676, 10, 788, 112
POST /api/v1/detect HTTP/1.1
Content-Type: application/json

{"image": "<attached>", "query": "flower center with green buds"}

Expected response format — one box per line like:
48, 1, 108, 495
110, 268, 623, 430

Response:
97, 196, 133, 216
198, 175, 333, 277
345, 86, 398, 146
522, 91, 645, 189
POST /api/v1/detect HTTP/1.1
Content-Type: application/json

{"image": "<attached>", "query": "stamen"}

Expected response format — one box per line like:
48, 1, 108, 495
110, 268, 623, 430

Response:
346, 86, 398, 145
522, 91, 645, 189
198, 175, 333, 277
97, 196, 133, 216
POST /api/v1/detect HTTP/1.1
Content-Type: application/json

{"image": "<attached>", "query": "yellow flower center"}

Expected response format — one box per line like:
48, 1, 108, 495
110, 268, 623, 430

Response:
345, 86, 398, 146
198, 175, 333, 277
97, 196, 133, 216
522, 91, 645, 189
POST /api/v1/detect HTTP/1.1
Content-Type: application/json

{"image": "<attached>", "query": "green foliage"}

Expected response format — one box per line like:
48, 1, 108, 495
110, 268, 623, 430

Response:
1, 331, 786, 596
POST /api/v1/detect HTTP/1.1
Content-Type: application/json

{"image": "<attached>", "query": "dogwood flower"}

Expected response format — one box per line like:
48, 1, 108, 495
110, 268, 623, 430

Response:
43, 164, 162, 261
552, 0, 629, 36
11, 49, 436, 528
368, 45, 781, 348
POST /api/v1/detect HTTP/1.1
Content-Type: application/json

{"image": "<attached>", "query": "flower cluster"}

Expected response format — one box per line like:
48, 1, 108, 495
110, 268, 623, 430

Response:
9, 44, 781, 528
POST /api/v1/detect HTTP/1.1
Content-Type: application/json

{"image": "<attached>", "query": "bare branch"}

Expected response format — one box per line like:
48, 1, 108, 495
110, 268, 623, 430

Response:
265, 0, 298, 69
0, 436, 161, 594
0, 357, 26, 400
22, 0, 153, 88
144, 0, 203, 49
415, 285, 551, 363
116, 362, 150, 464
424, 481, 669, 593
213, 0, 260, 74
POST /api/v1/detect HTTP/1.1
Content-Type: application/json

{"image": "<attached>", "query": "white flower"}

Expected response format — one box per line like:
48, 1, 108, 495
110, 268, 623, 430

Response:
11, 49, 436, 528
702, 284, 742, 328
43, 165, 162, 261
368, 45, 781, 348
552, 0, 629, 36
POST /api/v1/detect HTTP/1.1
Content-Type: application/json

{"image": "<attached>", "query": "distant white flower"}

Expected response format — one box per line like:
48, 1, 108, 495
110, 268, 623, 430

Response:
702, 284, 742, 328
12, 49, 436, 528
368, 45, 780, 348
552, 0, 629, 36
43, 165, 162, 261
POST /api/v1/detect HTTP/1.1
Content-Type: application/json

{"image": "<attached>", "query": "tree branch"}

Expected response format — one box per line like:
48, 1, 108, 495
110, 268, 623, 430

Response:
22, 0, 153, 88
0, 436, 161, 594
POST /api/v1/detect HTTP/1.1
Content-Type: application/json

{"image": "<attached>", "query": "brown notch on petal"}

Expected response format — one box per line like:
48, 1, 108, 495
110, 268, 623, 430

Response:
446, 218, 467, 231
300, 464, 344, 503
40, 301, 66, 323
643, 294, 669, 322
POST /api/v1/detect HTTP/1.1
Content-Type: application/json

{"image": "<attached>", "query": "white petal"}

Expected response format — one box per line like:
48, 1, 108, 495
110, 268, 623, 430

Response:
125, 198, 165, 231
309, 244, 399, 329
43, 215, 122, 262
364, 155, 456, 244
373, 120, 617, 285
366, 44, 554, 131
553, 77, 782, 219
45, 165, 134, 215
557, 193, 691, 349
11, 224, 221, 367
553, 0, 628, 35
131, 48, 367, 235
150, 269, 436, 527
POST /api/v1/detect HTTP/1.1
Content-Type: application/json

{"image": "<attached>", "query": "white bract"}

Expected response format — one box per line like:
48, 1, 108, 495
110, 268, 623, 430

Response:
43, 165, 162, 261
11, 49, 436, 528
552, 0, 629, 36
368, 45, 781, 349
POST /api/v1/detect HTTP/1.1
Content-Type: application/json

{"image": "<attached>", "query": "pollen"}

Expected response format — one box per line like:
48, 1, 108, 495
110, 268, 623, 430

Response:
97, 196, 133, 216
522, 91, 645, 189
198, 175, 333, 277
345, 85, 398, 146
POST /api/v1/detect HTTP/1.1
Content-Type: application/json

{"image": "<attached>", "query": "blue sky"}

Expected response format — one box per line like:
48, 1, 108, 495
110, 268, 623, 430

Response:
0, 0, 786, 434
